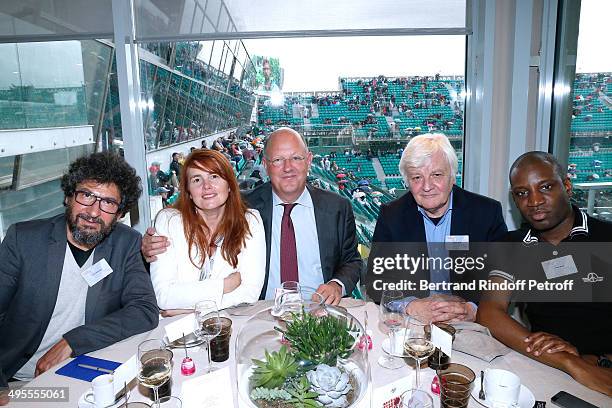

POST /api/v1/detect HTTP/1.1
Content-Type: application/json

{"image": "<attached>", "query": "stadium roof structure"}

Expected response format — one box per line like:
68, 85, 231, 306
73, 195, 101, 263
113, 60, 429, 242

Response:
0, 0, 467, 43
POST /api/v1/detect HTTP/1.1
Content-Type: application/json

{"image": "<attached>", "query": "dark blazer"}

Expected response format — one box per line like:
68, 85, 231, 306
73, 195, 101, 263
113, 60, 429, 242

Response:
371, 185, 507, 243
0, 214, 159, 386
243, 182, 362, 299
367, 185, 507, 301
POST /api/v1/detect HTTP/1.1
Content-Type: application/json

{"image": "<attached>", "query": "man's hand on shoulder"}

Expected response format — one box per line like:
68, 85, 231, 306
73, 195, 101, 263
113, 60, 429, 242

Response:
35, 338, 73, 377
316, 282, 342, 306
523, 331, 579, 357
142, 227, 170, 263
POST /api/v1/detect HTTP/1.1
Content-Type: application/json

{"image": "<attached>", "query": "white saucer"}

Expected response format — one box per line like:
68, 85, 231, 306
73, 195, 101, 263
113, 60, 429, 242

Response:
77, 389, 130, 408
470, 384, 535, 408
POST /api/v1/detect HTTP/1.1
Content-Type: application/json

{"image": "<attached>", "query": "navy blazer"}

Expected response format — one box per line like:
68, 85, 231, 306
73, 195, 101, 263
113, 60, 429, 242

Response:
243, 182, 362, 299
371, 185, 507, 243
367, 185, 507, 301
0, 214, 159, 386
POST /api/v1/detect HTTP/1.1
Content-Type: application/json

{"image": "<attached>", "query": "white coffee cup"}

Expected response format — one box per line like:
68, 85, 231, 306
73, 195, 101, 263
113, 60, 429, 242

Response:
84, 374, 115, 407
484, 369, 521, 407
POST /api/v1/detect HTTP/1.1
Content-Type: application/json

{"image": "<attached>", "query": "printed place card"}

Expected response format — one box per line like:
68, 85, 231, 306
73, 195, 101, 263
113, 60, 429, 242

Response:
431, 324, 453, 357
181, 366, 234, 408
113, 355, 137, 395
165, 313, 196, 343
372, 376, 413, 408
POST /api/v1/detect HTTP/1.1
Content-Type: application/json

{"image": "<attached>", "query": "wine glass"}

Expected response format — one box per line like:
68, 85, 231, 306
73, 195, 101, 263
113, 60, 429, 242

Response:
401, 389, 433, 408
194, 300, 222, 373
378, 289, 406, 369
404, 315, 434, 389
137, 339, 172, 408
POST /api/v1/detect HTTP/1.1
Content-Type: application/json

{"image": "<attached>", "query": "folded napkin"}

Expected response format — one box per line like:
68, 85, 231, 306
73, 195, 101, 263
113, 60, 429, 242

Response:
226, 300, 274, 316
452, 322, 511, 362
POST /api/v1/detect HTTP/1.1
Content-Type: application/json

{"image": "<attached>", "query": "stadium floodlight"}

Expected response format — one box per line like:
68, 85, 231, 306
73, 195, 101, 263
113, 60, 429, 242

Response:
270, 89, 284, 107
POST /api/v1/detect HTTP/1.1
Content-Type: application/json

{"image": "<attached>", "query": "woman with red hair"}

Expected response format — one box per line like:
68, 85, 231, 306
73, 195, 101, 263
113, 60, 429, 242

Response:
150, 149, 266, 315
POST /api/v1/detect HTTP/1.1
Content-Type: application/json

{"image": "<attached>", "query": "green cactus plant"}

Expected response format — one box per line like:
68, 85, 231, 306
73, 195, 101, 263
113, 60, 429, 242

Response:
250, 386, 292, 401
278, 311, 358, 367
251, 345, 299, 389
287, 376, 323, 407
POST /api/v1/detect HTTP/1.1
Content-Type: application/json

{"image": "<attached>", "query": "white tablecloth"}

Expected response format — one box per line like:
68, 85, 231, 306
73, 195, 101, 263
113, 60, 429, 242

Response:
11, 301, 609, 407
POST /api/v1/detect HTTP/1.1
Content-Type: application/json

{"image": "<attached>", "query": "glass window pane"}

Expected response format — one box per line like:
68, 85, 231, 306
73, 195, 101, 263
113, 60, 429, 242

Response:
567, 0, 612, 221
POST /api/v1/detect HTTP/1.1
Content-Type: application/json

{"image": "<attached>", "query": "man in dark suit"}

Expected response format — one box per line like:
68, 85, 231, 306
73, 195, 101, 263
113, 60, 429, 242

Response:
0, 152, 158, 389
143, 128, 362, 305
367, 133, 507, 322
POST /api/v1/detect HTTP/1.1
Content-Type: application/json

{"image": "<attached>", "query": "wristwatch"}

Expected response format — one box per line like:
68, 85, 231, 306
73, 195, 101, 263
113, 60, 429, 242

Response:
597, 354, 611, 368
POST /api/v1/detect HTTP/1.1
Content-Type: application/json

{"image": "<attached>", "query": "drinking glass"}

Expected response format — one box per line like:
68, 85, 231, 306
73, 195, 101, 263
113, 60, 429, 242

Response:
378, 289, 406, 369
401, 389, 434, 408
137, 339, 172, 408
194, 300, 222, 373
404, 315, 434, 389
158, 396, 182, 407
275, 281, 302, 319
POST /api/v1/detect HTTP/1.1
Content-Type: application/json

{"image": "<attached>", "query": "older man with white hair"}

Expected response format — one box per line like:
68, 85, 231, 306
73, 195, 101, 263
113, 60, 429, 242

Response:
367, 133, 507, 322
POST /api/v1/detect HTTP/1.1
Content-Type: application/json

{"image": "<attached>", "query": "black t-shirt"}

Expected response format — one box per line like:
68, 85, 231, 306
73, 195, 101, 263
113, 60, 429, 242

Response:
495, 207, 612, 355
68, 241, 94, 268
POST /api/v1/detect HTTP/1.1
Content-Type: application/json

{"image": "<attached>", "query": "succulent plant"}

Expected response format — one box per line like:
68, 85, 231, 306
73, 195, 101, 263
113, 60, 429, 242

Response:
251, 345, 299, 389
250, 386, 292, 401
278, 310, 358, 367
287, 376, 323, 407
306, 364, 352, 408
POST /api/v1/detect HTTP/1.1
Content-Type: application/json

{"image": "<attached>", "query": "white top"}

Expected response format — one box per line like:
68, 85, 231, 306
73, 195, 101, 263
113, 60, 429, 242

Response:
150, 208, 266, 310
15, 245, 91, 380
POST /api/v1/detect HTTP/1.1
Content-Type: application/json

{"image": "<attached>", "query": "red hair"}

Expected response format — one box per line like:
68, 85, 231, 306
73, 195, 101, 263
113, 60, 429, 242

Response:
174, 149, 250, 268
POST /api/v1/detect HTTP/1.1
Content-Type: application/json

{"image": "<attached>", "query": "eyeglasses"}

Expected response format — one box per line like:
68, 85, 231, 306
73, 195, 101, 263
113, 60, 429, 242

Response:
266, 155, 307, 168
74, 190, 121, 214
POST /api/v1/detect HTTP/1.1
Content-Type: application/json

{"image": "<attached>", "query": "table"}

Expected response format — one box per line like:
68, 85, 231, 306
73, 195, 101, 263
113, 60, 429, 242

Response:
11, 301, 609, 407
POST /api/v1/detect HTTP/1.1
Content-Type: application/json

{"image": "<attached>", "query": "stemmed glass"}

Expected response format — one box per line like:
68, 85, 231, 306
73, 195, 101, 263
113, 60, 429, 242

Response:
378, 289, 406, 369
194, 300, 222, 373
137, 339, 173, 408
404, 315, 434, 389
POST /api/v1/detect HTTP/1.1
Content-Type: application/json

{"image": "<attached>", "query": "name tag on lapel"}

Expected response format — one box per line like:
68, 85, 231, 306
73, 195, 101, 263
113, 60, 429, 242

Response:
445, 235, 469, 251
81, 259, 113, 287
541, 255, 578, 280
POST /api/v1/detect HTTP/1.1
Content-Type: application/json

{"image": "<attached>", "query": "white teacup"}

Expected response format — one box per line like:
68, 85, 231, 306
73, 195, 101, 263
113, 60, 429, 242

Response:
484, 369, 521, 407
84, 374, 115, 407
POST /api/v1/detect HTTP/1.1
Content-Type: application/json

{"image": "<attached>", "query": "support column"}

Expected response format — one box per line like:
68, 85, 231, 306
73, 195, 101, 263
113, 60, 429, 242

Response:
111, 0, 151, 233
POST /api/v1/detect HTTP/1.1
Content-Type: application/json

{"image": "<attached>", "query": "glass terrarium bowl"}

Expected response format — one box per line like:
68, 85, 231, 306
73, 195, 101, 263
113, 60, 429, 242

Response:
235, 300, 370, 408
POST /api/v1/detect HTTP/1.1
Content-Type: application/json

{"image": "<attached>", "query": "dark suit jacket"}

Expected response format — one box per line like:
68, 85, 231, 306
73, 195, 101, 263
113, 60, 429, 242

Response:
371, 185, 507, 243
0, 214, 159, 386
243, 182, 362, 299
367, 185, 507, 301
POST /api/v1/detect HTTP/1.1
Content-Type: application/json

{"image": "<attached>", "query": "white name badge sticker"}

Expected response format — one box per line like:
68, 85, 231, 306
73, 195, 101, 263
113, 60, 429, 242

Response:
445, 235, 469, 251
81, 259, 113, 287
165, 313, 197, 343
541, 255, 578, 280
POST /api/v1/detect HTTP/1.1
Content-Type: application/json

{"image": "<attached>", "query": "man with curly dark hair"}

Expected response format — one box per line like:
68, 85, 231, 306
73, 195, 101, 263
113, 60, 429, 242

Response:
0, 152, 158, 389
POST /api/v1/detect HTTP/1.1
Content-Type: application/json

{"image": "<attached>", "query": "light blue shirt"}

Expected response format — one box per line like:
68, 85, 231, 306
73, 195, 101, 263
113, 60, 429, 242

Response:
418, 191, 453, 294
265, 188, 324, 300
390, 191, 477, 313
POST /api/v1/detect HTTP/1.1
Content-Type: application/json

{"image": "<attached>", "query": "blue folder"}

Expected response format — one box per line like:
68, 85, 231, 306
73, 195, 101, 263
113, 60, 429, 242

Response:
55, 355, 121, 382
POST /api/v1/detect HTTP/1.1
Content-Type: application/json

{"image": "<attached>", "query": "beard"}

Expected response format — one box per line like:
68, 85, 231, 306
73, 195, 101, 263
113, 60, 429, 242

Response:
65, 203, 118, 248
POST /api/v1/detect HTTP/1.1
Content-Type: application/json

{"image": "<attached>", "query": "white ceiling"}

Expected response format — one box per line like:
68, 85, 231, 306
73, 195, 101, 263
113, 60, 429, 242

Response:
0, 0, 466, 43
